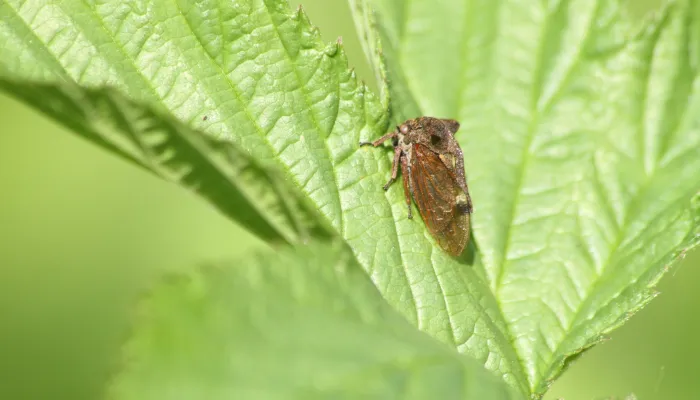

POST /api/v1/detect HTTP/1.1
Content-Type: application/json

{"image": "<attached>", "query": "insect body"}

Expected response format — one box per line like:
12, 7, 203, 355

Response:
361, 117, 473, 256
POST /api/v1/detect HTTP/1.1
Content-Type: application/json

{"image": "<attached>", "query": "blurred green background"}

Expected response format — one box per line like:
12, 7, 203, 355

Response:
0, 1, 698, 399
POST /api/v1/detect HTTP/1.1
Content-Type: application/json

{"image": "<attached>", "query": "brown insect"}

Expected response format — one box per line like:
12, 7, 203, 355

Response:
361, 117, 473, 256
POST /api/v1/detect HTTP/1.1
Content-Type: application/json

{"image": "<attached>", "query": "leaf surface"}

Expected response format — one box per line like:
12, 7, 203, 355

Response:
108, 241, 521, 400
351, 0, 700, 394
2, 0, 700, 397
0, 1, 530, 393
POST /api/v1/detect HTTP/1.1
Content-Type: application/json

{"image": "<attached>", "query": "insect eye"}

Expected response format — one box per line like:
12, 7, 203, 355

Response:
400, 125, 410, 134
431, 135, 442, 146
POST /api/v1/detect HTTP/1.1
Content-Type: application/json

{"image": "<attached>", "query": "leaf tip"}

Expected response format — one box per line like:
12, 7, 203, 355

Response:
294, 3, 305, 20
294, 4, 313, 30
324, 38, 344, 58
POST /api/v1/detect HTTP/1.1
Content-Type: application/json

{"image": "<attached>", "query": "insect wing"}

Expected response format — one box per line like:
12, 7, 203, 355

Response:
409, 144, 470, 255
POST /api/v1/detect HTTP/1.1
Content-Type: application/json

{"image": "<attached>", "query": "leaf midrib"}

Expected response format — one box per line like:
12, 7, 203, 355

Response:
530, 7, 687, 392
481, 0, 610, 391
383, 1, 532, 394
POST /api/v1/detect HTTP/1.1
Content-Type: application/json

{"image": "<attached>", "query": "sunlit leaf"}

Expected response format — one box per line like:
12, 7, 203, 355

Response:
0, 2, 528, 395
352, 0, 700, 395
2, 0, 700, 398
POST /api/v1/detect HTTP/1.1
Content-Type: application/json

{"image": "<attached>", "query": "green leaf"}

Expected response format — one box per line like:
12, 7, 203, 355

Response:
2, 0, 700, 398
0, 0, 392, 235
348, 0, 420, 123
352, 0, 700, 395
108, 241, 521, 400
0, 1, 529, 395
0, 80, 318, 244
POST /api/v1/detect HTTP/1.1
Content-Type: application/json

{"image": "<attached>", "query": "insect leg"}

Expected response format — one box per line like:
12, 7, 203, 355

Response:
383, 146, 402, 191
360, 131, 397, 147
401, 160, 413, 219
